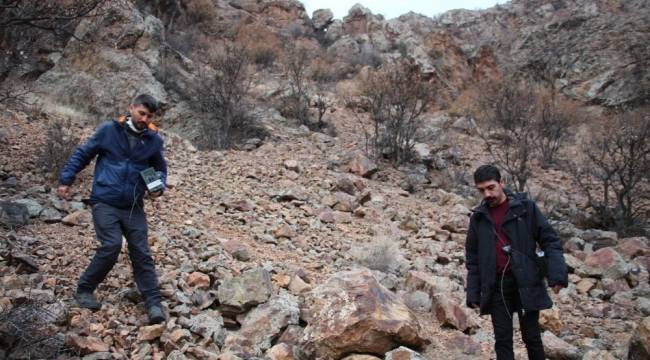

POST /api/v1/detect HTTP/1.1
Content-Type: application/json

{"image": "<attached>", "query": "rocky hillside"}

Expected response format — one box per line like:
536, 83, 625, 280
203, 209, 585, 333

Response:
1, 0, 650, 359
3, 95, 650, 360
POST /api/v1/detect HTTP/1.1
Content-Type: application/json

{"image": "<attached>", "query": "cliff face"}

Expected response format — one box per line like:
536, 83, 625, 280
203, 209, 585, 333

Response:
435, 0, 650, 106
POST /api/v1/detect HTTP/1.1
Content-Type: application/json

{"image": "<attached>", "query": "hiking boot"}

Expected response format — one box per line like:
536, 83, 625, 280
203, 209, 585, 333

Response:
147, 305, 166, 325
74, 292, 101, 310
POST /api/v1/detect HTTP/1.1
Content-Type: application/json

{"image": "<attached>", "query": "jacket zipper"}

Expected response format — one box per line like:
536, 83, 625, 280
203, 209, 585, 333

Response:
496, 208, 530, 316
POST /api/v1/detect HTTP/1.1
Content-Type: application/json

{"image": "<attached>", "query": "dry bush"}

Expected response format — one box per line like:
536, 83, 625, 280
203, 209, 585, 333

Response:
438, 133, 473, 197
278, 43, 315, 126
354, 60, 438, 166
0, 298, 67, 359
534, 92, 579, 166
193, 41, 266, 150
36, 117, 81, 183
572, 107, 650, 236
351, 237, 401, 272
448, 87, 481, 119
309, 57, 338, 83
184, 0, 216, 25
473, 76, 538, 191
237, 23, 282, 69
403, 290, 432, 311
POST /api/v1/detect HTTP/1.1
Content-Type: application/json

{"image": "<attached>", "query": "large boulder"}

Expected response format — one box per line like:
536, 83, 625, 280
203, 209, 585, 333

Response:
36, 1, 168, 117
581, 247, 629, 280
223, 291, 299, 355
629, 316, 650, 360
218, 268, 273, 314
301, 268, 425, 359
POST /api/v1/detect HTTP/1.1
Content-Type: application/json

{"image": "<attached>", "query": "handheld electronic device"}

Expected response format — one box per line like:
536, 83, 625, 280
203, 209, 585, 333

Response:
501, 246, 548, 279
140, 168, 163, 193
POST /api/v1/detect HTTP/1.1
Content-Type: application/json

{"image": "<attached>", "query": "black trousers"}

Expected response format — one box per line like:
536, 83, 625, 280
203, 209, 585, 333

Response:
77, 202, 161, 308
490, 275, 545, 360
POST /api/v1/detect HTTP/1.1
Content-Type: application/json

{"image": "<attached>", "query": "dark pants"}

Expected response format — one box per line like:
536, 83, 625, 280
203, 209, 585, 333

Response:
77, 202, 161, 308
490, 275, 545, 360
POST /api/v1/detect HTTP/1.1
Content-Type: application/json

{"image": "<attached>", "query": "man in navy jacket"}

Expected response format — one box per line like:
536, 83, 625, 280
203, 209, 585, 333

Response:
59, 94, 167, 325
465, 165, 568, 360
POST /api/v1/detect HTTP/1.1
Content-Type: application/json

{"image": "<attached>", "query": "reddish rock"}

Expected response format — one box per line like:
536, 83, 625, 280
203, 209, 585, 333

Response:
629, 316, 650, 359
62, 210, 92, 226
66, 333, 109, 356
432, 294, 478, 332
443, 332, 482, 356
582, 247, 629, 279
302, 268, 424, 359
137, 324, 164, 343
617, 237, 650, 260
187, 272, 210, 289
347, 151, 378, 178
539, 307, 562, 336
284, 159, 301, 173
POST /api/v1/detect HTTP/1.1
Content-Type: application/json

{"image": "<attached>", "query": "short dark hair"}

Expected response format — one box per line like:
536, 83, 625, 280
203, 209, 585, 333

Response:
473, 165, 501, 184
132, 94, 158, 113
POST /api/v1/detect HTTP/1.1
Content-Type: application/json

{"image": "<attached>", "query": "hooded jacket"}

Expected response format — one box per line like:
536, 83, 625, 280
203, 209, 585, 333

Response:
465, 189, 568, 316
59, 119, 167, 209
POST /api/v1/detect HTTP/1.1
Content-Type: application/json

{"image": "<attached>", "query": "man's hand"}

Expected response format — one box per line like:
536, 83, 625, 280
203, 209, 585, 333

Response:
552, 284, 564, 294
58, 185, 71, 199
146, 190, 162, 199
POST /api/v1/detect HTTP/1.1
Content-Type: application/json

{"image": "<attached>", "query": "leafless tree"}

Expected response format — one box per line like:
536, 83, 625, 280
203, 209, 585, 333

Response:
573, 107, 650, 236
279, 43, 313, 127
534, 94, 578, 166
314, 79, 334, 132
356, 61, 437, 166
193, 41, 261, 150
474, 77, 539, 191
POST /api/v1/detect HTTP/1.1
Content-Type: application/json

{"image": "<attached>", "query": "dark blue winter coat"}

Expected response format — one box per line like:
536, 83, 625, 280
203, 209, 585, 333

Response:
465, 190, 568, 316
59, 119, 167, 209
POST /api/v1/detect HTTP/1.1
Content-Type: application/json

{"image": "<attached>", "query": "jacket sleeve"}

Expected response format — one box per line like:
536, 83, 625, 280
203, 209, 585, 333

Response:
531, 201, 568, 288
149, 136, 168, 194
465, 216, 481, 307
59, 123, 106, 185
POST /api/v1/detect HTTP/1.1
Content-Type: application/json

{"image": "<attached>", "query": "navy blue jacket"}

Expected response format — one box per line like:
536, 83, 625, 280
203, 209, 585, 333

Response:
465, 190, 568, 315
59, 120, 167, 209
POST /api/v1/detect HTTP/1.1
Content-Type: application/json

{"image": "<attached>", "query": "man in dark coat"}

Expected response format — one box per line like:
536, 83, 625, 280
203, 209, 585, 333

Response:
465, 165, 568, 360
59, 94, 167, 325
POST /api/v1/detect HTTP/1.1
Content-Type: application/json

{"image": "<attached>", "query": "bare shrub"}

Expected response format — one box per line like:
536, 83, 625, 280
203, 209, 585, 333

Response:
403, 290, 432, 311
354, 60, 438, 166
534, 93, 578, 166
0, 298, 66, 359
572, 107, 650, 236
278, 43, 314, 126
193, 41, 264, 150
473, 77, 538, 191
531, 190, 576, 236
349, 44, 382, 69
438, 136, 473, 197
37, 118, 81, 183
237, 23, 282, 69
351, 237, 401, 272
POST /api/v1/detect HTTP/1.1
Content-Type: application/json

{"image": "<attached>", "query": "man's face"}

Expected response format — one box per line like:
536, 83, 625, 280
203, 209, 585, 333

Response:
129, 104, 154, 130
475, 178, 506, 207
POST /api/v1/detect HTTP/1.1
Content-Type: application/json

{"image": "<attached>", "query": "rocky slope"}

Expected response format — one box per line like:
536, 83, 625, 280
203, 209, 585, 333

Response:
1, 0, 650, 359
2, 103, 650, 359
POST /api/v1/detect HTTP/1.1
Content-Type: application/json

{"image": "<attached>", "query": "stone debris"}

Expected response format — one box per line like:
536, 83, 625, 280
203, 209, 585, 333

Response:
1, 2, 649, 358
